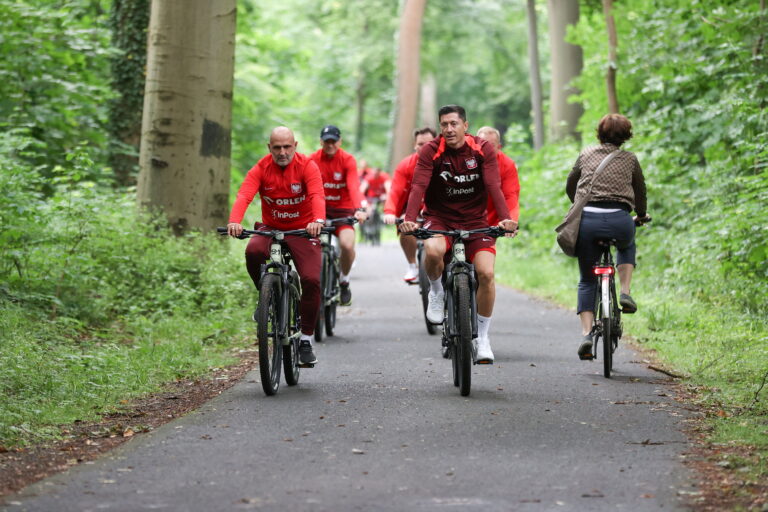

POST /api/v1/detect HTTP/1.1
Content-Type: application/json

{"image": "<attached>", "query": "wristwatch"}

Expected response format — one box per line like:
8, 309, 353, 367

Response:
315, 218, 325, 224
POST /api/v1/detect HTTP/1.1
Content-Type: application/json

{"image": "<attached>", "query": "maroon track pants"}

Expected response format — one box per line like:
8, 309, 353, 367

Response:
245, 234, 321, 336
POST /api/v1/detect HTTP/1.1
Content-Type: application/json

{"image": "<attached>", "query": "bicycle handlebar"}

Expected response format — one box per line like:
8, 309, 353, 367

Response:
216, 227, 334, 240
403, 226, 515, 240
325, 216, 358, 227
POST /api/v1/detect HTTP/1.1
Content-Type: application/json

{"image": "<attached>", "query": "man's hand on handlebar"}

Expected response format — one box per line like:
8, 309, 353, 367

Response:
354, 209, 368, 224
398, 219, 420, 234
498, 219, 519, 238
306, 221, 323, 237
227, 222, 244, 237
382, 213, 398, 225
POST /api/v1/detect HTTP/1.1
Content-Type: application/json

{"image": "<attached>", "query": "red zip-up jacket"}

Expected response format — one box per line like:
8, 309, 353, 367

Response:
309, 148, 364, 210
384, 153, 418, 217
229, 152, 325, 230
487, 152, 520, 225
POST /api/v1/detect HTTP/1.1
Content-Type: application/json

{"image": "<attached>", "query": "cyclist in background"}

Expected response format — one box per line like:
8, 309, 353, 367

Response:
360, 166, 390, 220
399, 106, 518, 363
475, 126, 520, 227
310, 125, 368, 306
383, 127, 437, 282
226, 126, 325, 365
565, 114, 650, 359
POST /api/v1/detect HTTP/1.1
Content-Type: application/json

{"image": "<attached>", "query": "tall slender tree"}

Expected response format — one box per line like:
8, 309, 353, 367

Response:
389, 0, 428, 170
547, 0, 583, 141
603, 0, 620, 114
526, 0, 544, 149
419, 73, 437, 130
137, 0, 237, 234
108, 0, 149, 187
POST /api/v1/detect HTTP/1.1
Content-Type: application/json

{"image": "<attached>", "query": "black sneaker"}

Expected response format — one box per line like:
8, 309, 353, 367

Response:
299, 340, 317, 365
620, 293, 637, 314
578, 334, 594, 360
340, 282, 352, 306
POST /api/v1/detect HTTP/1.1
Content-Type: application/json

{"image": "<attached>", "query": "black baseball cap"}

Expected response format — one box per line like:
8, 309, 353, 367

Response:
320, 125, 341, 141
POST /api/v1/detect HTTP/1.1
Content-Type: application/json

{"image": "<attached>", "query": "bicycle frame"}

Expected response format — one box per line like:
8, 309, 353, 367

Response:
444, 233, 479, 340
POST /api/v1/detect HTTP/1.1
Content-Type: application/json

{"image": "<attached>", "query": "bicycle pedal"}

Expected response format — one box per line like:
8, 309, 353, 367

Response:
475, 359, 493, 365
578, 353, 594, 361
298, 363, 315, 368
621, 308, 636, 314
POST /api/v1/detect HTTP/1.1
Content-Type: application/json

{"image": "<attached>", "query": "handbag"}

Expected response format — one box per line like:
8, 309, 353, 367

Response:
555, 150, 620, 257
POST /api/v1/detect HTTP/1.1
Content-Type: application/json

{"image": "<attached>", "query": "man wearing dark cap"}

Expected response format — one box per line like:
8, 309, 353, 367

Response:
309, 125, 368, 306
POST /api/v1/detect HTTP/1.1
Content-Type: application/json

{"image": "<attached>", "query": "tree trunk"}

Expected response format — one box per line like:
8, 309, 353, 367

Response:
137, 0, 237, 234
108, 0, 150, 187
389, 0, 428, 170
547, 0, 583, 141
526, 0, 544, 149
603, 0, 619, 114
355, 71, 365, 152
419, 73, 437, 130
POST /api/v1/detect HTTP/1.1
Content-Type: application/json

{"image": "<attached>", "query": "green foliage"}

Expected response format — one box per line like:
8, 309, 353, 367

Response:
0, 1, 115, 189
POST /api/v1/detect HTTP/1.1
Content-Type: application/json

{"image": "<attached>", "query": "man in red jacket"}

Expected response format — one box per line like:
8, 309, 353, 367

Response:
399, 106, 518, 364
310, 125, 367, 306
383, 127, 436, 282
476, 126, 520, 225
226, 126, 325, 365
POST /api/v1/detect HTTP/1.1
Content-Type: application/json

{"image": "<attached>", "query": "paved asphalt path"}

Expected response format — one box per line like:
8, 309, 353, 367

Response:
5, 241, 696, 511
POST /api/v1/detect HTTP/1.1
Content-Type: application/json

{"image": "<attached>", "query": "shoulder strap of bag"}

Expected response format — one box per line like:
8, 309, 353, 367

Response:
584, 150, 621, 198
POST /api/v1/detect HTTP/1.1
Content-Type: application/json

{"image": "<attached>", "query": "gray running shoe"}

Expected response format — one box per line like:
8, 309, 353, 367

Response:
578, 334, 594, 360
340, 282, 352, 306
299, 340, 317, 365
620, 293, 637, 314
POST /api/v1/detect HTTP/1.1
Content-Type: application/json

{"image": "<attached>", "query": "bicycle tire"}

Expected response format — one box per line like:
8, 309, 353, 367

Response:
325, 254, 338, 336
257, 273, 283, 395
283, 280, 301, 386
315, 253, 328, 342
455, 273, 473, 396
601, 276, 613, 378
418, 248, 437, 335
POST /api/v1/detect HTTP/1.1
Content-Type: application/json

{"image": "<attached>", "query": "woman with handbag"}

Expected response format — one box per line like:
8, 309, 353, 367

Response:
565, 114, 651, 359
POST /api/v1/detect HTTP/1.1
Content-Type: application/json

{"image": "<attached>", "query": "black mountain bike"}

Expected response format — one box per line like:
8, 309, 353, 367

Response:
218, 226, 332, 396
588, 217, 651, 378
315, 217, 356, 342
405, 226, 512, 396
360, 199, 382, 245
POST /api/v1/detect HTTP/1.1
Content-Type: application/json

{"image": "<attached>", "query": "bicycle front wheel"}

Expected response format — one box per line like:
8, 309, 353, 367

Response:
325, 255, 338, 336
454, 273, 473, 396
257, 273, 283, 395
315, 253, 328, 342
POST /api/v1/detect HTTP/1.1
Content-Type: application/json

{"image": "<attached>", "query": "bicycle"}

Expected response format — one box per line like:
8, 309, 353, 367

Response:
587, 217, 651, 378
218, 226, 332, 396
360, 199, 383, 245
315, 217, 357, 342
403, 225, 513, 396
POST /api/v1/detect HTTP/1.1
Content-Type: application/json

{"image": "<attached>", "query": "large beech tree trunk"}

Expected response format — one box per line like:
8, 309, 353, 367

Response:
419, 73, 437, 130
137, 0, 236, 234
389, 0, 427, 170
547, 0, 583, 141
603, 0, 620, 114
526, 0, 545, 149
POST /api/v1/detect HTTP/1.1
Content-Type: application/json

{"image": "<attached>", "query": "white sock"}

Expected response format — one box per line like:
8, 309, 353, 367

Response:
408, 262, 417, 270
340, 272, 349, 284
301, 334, 313, 345
430, 277, 443, 294
477, 315, 491, 339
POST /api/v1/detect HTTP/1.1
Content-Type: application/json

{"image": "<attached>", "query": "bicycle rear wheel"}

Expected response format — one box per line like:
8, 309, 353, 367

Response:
454, 273, 473, 396
315, 253, 328, 342
324, 254, 338, 336
257, 274, 283, 395
600, 276, 613, 378
418, 248, 437, 335
283, 280, 301, 386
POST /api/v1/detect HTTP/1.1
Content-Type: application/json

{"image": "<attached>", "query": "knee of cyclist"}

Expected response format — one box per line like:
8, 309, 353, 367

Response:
301, 275, 320, 291
476, 268, 494, 285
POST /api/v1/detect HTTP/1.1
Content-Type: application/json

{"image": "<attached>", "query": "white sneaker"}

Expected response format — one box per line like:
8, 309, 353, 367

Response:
403, 266, 418, 283
426, 290, 445, 324
475, 337, 494, 364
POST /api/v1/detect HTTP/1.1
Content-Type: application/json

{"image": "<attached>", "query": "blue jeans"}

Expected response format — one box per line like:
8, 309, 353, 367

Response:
576, 210, 636, 314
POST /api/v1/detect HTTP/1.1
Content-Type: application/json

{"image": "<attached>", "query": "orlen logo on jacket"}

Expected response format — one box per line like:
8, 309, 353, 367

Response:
263, 195, 306, 206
